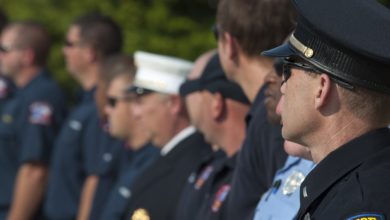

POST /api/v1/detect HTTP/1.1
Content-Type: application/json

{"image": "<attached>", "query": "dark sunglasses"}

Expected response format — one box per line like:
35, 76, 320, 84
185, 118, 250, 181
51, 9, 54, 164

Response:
64, 39, 82, 48
107, 96, 130, 108
282, 59, 354, 90
211, 24, 221, 40
0, 44, 20, 53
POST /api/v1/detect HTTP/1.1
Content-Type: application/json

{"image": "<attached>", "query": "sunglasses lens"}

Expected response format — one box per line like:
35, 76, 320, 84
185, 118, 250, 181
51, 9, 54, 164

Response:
107, 97, 117, 107
212, 24, 219, 40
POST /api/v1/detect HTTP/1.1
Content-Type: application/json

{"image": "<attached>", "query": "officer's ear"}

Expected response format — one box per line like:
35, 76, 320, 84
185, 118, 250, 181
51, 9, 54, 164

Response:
167, 94, 183, 116
314, 73, 333, 110
222, 32, 240, 66
211, 92, 226, 121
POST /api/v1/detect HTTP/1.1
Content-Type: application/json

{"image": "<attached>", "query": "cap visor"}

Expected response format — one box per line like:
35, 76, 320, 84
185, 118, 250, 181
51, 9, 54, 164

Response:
179, 79, 203, 97
262, 43, 297, 57
125, 85, 138, 93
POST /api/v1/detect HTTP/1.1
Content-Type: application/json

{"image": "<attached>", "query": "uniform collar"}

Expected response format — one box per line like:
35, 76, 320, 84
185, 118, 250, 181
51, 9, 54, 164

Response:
160, 126, 196, 156
299, 127, 390, 213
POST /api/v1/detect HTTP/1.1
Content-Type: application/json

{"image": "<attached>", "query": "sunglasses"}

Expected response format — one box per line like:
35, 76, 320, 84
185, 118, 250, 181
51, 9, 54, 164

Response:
282, 59, 354, 90
211, 24, 221, 40
0, 44, 21, 53
64, 39, 83, 48
106, 96, 130, 108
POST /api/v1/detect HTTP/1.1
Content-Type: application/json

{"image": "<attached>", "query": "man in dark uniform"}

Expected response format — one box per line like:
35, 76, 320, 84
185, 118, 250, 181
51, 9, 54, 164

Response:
262, 0, 390, 218
215, 0, 296, 219
0, 21, 67, 220
94, 54, 159, 220
44, 13, 122, 220
178, 52, 250, 220
123, 51, 212, 220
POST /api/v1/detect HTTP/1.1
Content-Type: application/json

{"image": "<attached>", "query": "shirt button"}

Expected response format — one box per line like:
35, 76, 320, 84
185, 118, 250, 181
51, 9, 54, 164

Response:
103, 153, 112, 162
304, 213, 311, 220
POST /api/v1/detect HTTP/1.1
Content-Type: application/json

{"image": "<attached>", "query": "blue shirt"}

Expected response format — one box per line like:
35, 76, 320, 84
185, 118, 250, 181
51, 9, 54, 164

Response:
0, 71, 66, 211
98, 144, 159, 220
44, 89, 100, 220
253, 156, 315, 220
88, 120, 128, 220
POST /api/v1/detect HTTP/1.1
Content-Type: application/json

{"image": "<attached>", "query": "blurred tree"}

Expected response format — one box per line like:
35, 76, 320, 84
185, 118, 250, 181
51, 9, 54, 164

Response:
0, 0, 218, 103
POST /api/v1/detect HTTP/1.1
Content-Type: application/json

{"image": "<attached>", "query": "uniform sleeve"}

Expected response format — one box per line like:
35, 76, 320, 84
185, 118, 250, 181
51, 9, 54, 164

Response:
19, 89, 66, 164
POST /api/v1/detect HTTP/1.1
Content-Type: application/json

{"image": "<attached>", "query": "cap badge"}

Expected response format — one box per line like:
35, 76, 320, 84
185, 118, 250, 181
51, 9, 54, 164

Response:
289, 34, 314, 58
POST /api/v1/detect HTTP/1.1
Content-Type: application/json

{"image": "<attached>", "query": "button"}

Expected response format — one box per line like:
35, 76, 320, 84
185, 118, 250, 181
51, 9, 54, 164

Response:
103, 153, 112, 162
118, 186, 131, 198
304, 213, 311, 220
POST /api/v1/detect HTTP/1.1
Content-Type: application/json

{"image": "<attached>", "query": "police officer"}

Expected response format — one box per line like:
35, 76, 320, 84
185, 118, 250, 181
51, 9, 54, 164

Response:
94, 54, 159, 220
180, 53, 250, 220
0, 21, 67, 220
253, 59, 315, 219
123, 51, 212, 220
262, 0, 390, 218
44, 13, 122, 220
215, 0, 296, 219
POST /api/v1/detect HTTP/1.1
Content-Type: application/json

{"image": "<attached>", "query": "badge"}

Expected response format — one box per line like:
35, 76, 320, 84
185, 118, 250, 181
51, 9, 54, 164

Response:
69, 120, 82, 131
282, 170, 305, 196
194, 165, 214, 190
345, 213, 385, 220
29, 102, 52, 125
131, 208, 150, 220
211, 184, 231, 212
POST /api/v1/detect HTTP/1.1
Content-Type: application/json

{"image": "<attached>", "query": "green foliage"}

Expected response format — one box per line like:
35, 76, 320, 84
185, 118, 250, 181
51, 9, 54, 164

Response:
0, 0, 218, 97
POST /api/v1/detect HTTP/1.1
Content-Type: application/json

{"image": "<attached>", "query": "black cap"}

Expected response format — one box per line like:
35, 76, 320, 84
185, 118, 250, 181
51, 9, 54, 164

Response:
179, 54, 250, 105
262, 0, 390, 94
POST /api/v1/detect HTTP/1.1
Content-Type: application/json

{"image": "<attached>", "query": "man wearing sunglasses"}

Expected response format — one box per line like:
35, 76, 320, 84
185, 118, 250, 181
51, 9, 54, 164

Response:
44, 13, 122, 220
262, 0, 390, 218
0, 21, 67, 220
89, 54, 158, 220
123, 51, 212, 220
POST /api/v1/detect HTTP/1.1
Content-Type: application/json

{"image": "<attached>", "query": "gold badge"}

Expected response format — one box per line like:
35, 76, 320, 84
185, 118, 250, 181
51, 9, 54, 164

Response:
282, 170, 305, 196
131, 208, 150, 220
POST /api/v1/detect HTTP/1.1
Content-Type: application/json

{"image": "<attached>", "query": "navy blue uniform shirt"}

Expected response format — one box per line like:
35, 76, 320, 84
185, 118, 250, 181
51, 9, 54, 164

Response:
0, 71, 66, 218
88, 120, 129, 220
226, 86, 287, 220
44, 89, 100, 220
99, 144, 159, 220
175, 150, 226, 220
296, 128, 390, 219
196, 153, 237, 220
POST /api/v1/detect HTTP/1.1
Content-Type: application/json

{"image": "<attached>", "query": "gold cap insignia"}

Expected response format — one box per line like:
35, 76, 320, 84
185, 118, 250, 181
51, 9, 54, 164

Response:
131, 208, 150, 220
289, 34, 314, 58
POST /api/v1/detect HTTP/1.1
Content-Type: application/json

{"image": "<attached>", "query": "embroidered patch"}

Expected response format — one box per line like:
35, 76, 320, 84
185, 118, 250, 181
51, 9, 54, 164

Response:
194, 165, 214, 190
29, 102, 52, 125
211, 184, 231, 212
345, 213, 385, 220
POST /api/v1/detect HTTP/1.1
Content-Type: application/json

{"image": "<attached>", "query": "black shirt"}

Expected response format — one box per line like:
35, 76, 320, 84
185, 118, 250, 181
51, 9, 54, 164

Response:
226, 86, 287, 220
296, 128, 390, 219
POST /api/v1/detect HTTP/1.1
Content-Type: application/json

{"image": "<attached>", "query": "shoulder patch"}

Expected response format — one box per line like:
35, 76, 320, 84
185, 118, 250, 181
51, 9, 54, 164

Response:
29, 102, 53, 125
345, 213, 385, 220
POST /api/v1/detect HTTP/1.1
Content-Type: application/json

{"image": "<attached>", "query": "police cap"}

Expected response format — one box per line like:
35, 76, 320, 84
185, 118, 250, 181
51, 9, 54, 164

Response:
179, 53, 249, 105
262, 0, 390, 94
